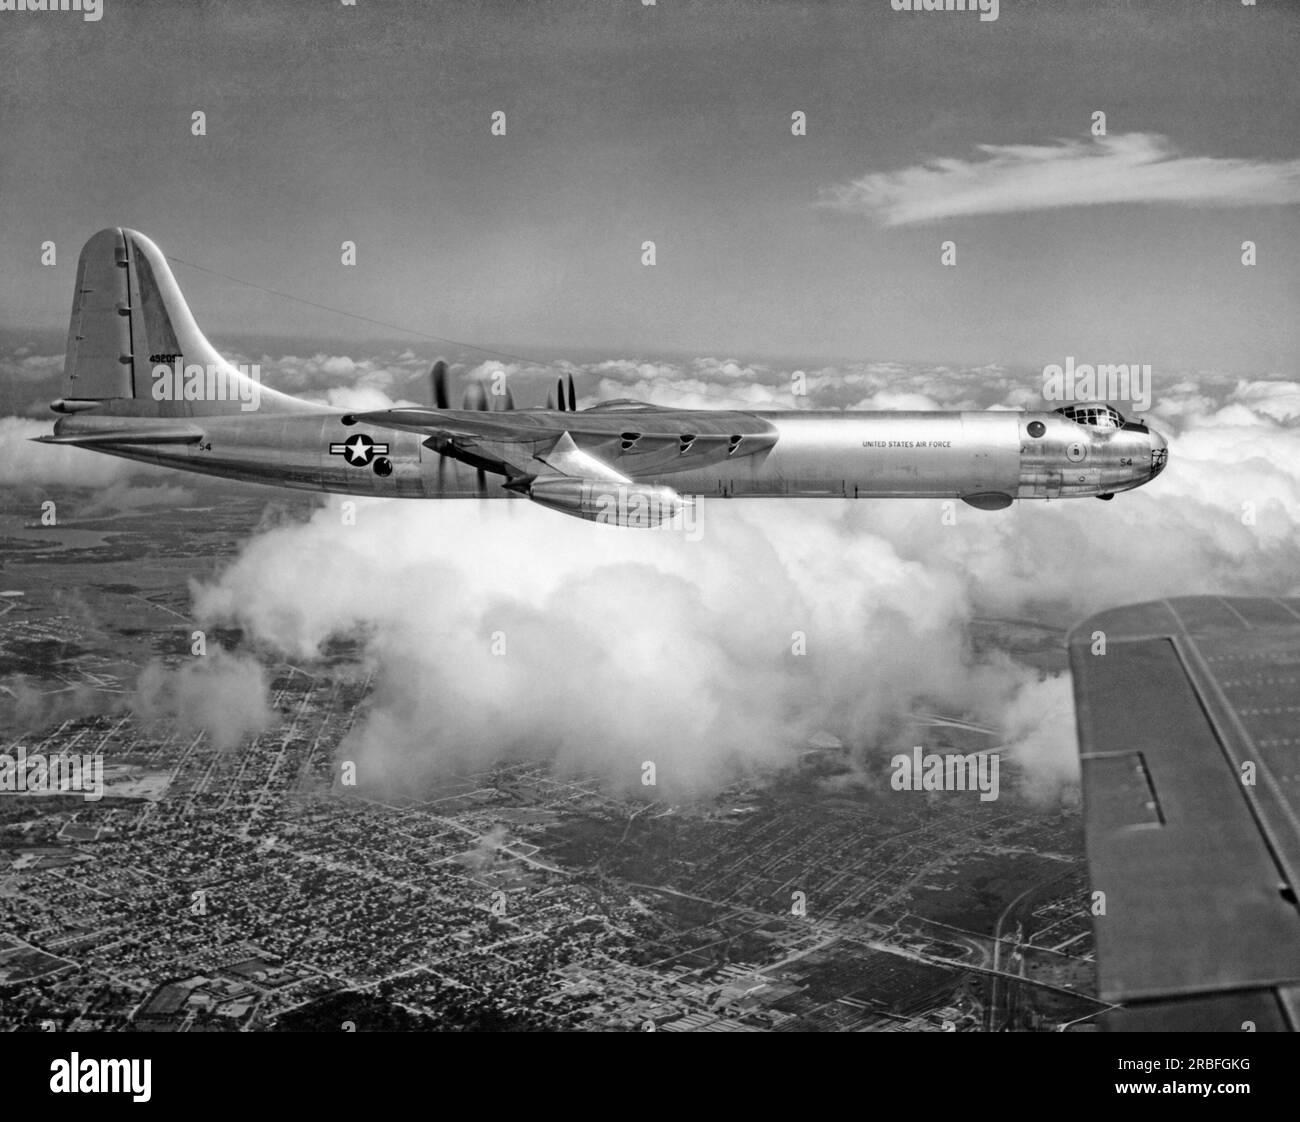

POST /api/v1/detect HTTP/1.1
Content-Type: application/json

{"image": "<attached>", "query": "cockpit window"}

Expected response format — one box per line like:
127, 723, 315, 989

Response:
1054, 404, 1125, 429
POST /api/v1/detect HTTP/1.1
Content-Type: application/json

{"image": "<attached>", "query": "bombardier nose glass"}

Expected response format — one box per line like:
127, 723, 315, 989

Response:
1151, 446, 1168, 476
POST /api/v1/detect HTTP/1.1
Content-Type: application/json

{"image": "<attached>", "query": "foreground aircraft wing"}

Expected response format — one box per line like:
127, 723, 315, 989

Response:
344, 404, 779, 485
1067, 596, 1300, 1031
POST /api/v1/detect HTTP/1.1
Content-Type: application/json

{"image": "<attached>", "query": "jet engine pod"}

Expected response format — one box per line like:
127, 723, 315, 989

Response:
528, 476, 688, 528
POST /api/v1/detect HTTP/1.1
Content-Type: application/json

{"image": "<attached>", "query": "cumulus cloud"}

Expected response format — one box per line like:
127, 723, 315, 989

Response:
131, 649, 275, 751
0, 416, 140, 489
190, 497, 1030, 797
1231, 380, 1300, 425
821, 133, 1300, 226
0, 352, 64, 382
997, 676, 1078, 805
225, 349, 431, 400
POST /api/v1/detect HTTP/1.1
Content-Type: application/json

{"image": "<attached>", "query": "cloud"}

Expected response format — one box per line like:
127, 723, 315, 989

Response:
997, 676, 1077, 805
821, 133, 1300, 226
0, 416, 139, 489
130, 649, 275, 751
191, 498, 1041, 798
1230, 380, 1300, 425
0, 677, 114, 730
0, 353, 64, 382
80, 481, 196, 515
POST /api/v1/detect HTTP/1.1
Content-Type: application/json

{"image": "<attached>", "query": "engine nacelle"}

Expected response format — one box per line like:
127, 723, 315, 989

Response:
528, 477, 689, 528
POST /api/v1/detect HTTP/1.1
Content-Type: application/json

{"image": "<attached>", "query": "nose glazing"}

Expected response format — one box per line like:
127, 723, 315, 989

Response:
1148, 428, 1168, 478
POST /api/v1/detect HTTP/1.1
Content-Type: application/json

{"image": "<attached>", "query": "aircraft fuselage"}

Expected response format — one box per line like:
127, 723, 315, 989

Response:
49, 406, 1163, 507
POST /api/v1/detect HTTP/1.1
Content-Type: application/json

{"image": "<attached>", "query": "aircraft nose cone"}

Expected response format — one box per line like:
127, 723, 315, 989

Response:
1149, 427, 1168, 478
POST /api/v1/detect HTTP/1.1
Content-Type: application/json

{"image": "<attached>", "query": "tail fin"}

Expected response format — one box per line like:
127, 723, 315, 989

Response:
58, 228, 302, 416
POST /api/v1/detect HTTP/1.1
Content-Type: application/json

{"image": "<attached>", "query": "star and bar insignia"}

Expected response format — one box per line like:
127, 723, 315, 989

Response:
329, 433, 389, 466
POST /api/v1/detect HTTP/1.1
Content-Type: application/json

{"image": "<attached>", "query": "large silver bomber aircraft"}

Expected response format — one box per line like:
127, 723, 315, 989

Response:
38, 229, 1168, 524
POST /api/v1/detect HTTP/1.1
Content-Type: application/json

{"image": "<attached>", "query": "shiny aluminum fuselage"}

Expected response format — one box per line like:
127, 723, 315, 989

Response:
57, 407, 1161, 503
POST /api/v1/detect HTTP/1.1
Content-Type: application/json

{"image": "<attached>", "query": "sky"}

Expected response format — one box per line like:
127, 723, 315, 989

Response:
2, 0, 1298, 373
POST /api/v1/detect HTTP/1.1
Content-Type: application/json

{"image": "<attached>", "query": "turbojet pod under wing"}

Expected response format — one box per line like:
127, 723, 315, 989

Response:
38, 227, 1169, 525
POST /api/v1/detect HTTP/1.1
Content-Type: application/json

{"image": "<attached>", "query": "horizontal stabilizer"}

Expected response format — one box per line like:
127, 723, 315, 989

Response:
32, 428, 204, 447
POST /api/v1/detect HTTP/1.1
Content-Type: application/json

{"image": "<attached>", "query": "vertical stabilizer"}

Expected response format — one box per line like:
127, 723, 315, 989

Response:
58, 227, 308, 416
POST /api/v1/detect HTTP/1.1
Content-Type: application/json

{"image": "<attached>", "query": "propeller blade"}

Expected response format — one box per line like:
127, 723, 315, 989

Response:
462, 380, 489, 411
567, 373, 576, 412
556, 378, 566, 411
492, 385, 516, 412
431, 360, 449, 409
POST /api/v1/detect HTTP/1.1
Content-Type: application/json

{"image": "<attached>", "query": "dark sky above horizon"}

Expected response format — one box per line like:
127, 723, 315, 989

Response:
2, 0, 1297, 373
